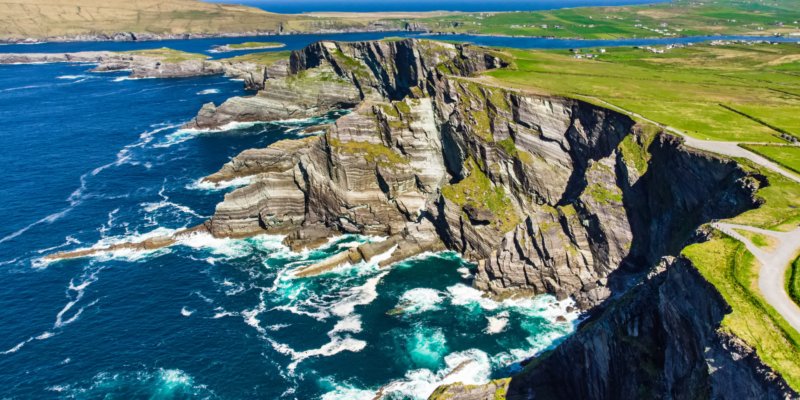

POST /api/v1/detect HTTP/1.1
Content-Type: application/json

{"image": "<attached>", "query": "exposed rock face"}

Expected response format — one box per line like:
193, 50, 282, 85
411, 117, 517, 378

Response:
500, 256, 798, 400
42, 38, 786, 398
0, 51, 123, 64
0, 51, 223, 78
183, 39, 509, 129
197, 39, 759, 311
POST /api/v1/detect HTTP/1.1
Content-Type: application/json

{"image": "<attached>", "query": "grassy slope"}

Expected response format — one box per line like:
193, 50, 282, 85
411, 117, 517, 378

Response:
683, 233, 800, 390
227, 42, 283, 49
0, 0, 394, 39
484, 42, 800, 143
412, 0, 800, 39
218, 50, 291, 66
732, 228, 780, 252
116, 47, 208, 62
741, 145, 800, 175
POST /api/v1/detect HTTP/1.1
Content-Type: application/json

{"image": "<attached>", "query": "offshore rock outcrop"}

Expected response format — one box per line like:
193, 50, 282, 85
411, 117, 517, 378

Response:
497, 256, 798, 400
0, 50, 286, 86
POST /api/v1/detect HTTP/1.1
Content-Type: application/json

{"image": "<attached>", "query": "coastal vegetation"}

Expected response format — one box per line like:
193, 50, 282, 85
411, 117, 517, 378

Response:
115, 48, 209, 62
740, 144, 800, 176
226, 42, 283, 49
4, 0, 800, 41
682, 232, 800, 390
411, 0, 800, 39
733, 228, 781, 252
484, 41, 800, 143
218, 50, 291, 66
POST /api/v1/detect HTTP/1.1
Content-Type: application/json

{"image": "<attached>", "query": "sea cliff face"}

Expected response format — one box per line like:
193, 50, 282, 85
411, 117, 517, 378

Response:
42, 38, 792, 398
496, 256, 797, 400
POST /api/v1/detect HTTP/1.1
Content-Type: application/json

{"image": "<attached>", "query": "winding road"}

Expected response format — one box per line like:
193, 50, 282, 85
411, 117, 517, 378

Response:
716, 223, 800, 333
465, 74, 800, 333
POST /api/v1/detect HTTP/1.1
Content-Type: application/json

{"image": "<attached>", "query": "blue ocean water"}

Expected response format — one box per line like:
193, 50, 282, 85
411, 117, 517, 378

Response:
0, 33, 583, 399
3, 31, 797, 399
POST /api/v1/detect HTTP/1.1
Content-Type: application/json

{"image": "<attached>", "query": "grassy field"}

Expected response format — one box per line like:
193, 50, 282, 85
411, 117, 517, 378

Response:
219, 50, 291, 66
733, 228, 781, 252
411, 0, 800, 39
227, 42, 283, 49
116, 48, 208, 62
0, 0, 407, 39
740, 145, 800, 175
682, 233, 800, 390
484, 42, 800, 143
723, 158, 800, 230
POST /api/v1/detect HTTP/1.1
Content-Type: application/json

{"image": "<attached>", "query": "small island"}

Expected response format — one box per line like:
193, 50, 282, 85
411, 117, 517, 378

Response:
210, 42, 285, 53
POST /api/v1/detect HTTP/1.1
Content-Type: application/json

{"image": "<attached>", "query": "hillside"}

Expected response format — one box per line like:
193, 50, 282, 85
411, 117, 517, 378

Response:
0, 0, 410, 40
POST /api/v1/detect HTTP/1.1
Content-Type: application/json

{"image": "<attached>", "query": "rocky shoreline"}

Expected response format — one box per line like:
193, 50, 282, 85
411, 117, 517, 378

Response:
209, 43, 285, 53
37, 38, 798, 399
0, 26, 428, 45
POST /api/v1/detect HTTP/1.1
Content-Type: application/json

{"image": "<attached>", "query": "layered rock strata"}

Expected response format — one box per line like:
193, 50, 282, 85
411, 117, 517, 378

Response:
43, 38, 786, 398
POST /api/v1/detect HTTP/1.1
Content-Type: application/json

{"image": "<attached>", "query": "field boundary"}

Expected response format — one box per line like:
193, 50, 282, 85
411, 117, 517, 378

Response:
720, 103, 797, 140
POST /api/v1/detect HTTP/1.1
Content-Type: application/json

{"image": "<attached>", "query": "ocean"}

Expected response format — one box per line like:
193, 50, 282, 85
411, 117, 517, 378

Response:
1, 31, 795, 399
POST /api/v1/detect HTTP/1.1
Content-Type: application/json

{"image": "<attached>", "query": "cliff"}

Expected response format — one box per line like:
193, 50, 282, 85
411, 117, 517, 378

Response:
0, 49, 284, 84
493, 256, 797, 400
42, 38, 794, 398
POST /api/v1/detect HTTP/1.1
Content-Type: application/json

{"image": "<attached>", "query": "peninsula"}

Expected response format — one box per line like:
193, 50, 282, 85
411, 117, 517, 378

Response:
29, 37, 800, 399
2, 0, 800, 43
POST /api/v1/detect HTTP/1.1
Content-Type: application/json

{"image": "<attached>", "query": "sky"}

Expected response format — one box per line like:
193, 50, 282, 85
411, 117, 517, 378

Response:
206, 0, 668, 14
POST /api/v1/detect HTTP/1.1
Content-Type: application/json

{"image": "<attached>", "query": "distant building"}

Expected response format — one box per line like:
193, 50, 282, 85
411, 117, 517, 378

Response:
599, 49, 606, 53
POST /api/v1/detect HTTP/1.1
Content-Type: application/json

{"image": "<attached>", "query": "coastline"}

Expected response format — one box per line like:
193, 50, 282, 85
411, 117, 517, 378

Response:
4, 28, 793, 46
0, 28, 426, 45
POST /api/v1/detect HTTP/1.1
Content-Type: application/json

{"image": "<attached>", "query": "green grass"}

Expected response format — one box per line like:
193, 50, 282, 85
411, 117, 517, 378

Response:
415, 0, 800, 39
740, 145, 800, 175
219, 50, 291, 66
115, 48, 208, 63
611, 100, 783, 143
682, 233, 800, 390
226, 42, 284, 49
788, 254, 800, 309
441, 158, 520, 231
483, 41, 800, 144
732, 228, 781, 252
724, 158, 800, 230
328, 136, 409, 168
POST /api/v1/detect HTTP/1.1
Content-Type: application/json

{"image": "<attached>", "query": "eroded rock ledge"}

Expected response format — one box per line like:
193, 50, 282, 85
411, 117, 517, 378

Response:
43, 38, 787, 399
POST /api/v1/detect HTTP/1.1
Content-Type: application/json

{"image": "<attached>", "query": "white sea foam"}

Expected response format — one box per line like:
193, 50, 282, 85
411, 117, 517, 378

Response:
36, 331, 55, 340
47, 385, 70, 392
181, 307, 194, 316
57, 75, 86, 80
141, 185, 207, 220
267, 324, 290, 331
0, 338, 31, 355
446, 283, 500, 311
330, 315, 363, 334
330, 271, 389, 317
185, 175, 254, 191
484, 315, 509, 334
397, 288, 444, 315
197, 88, 220, 95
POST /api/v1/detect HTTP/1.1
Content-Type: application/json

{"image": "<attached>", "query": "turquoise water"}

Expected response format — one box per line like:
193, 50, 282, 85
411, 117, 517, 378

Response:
0, 35, 581, 399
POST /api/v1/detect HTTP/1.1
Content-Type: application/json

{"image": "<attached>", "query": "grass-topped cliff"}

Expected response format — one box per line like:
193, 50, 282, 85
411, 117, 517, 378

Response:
484, 41, 800, 143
